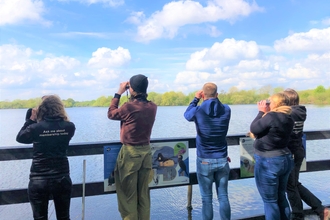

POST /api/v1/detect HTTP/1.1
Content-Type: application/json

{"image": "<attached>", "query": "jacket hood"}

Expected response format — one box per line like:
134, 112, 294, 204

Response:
291, 105, 307, 121
200, 98, 225, 117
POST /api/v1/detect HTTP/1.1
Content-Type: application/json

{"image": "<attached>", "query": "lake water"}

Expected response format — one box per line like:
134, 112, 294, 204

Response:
0, 105, 329, 220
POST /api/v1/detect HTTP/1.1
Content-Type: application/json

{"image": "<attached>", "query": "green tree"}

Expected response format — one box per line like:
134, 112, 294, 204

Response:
314, 85, 326, 93
148, 92, 162, 105
312, 86, 327, 104
174, 92, 188, 105
259, 85, 273, 95
161, 91, 178, 106
1, 85, 329, 108
274, 86, 285, 93
119, 95, 129, 106
93, 96, 111, 107
63, 98, 75, 107
218, 90, 231, 104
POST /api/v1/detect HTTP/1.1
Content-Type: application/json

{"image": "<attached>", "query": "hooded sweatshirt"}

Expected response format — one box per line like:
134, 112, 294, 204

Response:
288, 105, 307, 151
184, 97, 231, 159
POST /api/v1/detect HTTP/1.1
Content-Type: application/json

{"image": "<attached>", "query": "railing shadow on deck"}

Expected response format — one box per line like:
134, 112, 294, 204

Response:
1, 130, 330, 219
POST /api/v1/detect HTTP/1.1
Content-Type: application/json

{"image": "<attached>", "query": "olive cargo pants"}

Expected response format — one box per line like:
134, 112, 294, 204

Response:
114, 144, 152, 220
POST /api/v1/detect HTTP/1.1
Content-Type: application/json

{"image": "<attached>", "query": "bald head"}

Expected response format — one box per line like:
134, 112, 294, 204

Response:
203, 83, 218, 99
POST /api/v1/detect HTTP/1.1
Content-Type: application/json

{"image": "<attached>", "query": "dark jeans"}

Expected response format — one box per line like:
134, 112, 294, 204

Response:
287, 147, 324, 219
28, 175, 72, 220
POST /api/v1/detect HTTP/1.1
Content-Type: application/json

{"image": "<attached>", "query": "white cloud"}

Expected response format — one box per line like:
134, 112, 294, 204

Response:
310, 17, 330, 26
38, 57, 81, 74
0, 0, 50, 26
59, 0, 124, 7
0, 44, 33, 71
1, 75, 28, 86
174, 71, 210, 84
92, 68, 120, 81
235, 59, 270, 71
0, 44, 134, 100
70, 79, 98, 87
126, 11, 145, 25
0, 44, 79, 89
305, 52, 330, 68
208, 25, 222, 37
284, 63, 319, 79
41, 75, 68, 87
186, 38, 260, 71
274, 27, 330, 53
291, 53, 330, 83
322, 17, 330, 26
88, 47, 131, 68
134, 0, 263, 42
172, 26, 330, 93
54, 32, 108, 38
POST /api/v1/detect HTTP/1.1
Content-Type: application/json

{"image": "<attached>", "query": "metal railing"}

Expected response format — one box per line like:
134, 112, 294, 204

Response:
1, 130, 330, 207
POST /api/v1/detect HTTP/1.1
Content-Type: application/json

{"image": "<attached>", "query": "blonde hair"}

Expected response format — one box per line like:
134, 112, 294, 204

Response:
203, 83, 217, 98
37, 95, 69, 122
269, 92, 290, 109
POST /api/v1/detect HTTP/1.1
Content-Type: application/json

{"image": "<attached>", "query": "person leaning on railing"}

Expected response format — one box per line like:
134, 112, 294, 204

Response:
184, 82, 231, 220
284, 88, 330, 220
107, 74, 157, 220
16, 95, 76, 220
250, 93, 294, 220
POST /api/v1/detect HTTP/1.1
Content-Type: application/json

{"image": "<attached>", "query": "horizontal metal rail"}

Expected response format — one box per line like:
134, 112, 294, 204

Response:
1, 130, 329, 206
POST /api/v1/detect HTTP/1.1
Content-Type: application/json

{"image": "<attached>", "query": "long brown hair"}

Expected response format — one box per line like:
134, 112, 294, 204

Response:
36, 95, 69, 122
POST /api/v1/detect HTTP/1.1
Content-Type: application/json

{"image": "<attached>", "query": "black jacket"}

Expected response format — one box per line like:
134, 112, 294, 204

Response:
250, 110, 294, 157
288, 105, 307, 151
16, 117, 75, 179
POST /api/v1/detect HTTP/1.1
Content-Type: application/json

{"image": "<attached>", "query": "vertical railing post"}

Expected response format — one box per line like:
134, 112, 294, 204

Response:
82, 159, 86, 220
187, 185, 193, 210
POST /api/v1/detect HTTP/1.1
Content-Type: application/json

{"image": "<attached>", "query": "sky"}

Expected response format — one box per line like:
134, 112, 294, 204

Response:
0, 0, 330, 101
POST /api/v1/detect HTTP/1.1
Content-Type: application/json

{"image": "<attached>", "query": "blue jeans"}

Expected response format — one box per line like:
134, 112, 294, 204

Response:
254, 154, 293, 220
196, 157, 231, 220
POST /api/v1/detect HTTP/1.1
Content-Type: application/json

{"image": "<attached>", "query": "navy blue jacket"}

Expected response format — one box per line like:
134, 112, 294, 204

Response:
184, 97, 231, 159
250, 110, 294, 157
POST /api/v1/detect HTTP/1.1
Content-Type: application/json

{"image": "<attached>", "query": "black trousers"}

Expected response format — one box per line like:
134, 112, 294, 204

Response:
286, 146, 324, 219
28, 175, 72, 220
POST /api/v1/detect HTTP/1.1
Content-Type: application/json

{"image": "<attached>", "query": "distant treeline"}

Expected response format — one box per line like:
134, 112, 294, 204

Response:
1, 85, 329, 109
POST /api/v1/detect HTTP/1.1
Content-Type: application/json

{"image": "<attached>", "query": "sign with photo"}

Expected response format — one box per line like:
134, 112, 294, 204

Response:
239, 137, 255, 178
104, 141, 189, 192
